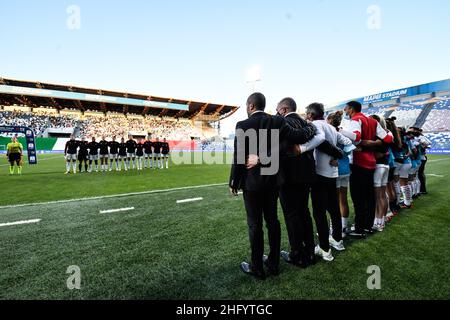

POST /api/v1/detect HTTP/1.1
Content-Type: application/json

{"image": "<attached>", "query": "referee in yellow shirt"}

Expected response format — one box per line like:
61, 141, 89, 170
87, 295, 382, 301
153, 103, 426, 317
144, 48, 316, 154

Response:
6, 136, 23, 175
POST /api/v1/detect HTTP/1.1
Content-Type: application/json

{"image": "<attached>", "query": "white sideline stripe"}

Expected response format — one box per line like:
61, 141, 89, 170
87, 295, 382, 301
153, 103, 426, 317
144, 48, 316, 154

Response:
428, 158, 450, 163
176, 197, 203, 204
0, 219, 41, 228
100, 207, 135, 214
0, 183, 227, 210
427, 174, 444, 178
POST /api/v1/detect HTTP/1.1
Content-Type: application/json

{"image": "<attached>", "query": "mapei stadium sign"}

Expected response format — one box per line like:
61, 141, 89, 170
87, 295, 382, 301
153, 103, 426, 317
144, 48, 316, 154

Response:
362, 89, 408, 104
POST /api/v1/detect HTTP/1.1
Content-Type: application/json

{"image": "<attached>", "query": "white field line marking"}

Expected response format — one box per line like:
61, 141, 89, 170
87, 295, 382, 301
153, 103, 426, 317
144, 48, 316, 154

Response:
427, 174, 444, 178
0, 183, 227, 210
0, 156, 65, 167
0, 219, 41, 228
100, 207, 135, 214
176, 197, 203, 204
428, 158, 450, 163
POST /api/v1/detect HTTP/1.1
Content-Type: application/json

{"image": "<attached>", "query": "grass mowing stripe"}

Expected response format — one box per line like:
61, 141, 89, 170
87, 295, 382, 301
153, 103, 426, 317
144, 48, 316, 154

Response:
0, 183, 227, 210
0, 219, 41, 227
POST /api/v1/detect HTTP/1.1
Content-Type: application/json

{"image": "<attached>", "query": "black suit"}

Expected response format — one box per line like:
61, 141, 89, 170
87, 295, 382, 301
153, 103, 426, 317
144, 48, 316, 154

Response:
229, 111, 316, 272
278, 113, 342, 263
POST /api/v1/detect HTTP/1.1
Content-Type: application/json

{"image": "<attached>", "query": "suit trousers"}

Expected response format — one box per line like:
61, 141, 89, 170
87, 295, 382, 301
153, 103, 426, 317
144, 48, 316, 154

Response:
279, 183, 315, 262
311, 175, 342, 252
243, 188, 281, 272
418, 158, 427, 193
350, 165, 376, 232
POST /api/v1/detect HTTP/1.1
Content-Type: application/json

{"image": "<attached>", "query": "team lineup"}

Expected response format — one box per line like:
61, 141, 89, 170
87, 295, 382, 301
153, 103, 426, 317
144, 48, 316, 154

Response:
64, 135, 171, 174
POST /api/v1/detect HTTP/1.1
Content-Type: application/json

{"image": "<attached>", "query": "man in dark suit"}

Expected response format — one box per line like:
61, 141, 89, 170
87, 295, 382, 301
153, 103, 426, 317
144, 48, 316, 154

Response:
275, 98, 343, 268
229, 93, 316, 280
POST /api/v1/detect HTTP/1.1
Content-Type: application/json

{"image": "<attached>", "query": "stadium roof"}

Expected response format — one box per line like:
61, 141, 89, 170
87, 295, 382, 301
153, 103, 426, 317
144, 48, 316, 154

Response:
0, 77, 239, 121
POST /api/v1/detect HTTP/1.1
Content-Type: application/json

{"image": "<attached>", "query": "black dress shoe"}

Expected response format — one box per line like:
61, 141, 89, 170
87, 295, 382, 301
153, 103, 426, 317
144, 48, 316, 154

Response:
281, 251, 310, 269
240, 262, 266, 280
263, 255, 279, 276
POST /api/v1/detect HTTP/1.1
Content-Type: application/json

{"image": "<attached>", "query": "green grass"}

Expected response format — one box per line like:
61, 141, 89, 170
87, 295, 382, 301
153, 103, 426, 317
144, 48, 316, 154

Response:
0, 154, 449, 300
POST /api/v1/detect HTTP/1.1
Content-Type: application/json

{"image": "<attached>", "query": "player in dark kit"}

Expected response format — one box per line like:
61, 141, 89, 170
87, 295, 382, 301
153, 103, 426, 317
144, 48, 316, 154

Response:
64, 135, 79, 175
78, 137, 89, 173
88, 137, 100, 173
143, 136, 153, 169
126, 135, 138, 170
153, 138, 162, 169
136, 139, 145, 171
118, 137, 128, 171
161, 138, 170, 170
99, 135, 110, 172
108, 136, 120, 172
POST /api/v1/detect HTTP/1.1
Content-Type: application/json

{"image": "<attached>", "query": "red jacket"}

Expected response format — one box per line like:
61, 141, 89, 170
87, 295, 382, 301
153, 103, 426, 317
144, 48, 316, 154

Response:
351, 113, 393, 170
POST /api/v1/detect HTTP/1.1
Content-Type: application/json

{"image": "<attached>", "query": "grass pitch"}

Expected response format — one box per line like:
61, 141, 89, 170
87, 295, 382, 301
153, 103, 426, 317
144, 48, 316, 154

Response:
0, 154, 449, 300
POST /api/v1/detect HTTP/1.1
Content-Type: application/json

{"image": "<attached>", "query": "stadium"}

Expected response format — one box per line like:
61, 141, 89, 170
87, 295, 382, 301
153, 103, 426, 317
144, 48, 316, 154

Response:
2, 0, 450, 307
0, 77, 449, 300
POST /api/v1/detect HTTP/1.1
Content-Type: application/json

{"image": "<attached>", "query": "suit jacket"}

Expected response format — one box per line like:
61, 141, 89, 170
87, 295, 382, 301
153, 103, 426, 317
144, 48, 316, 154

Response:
229, 112, 316, 192
278, 113, 343, 186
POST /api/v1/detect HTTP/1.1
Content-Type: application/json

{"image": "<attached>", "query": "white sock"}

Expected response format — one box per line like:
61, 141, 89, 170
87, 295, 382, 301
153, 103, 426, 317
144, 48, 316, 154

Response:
401, 185, 412, 206
394, 181, 402, 204
72, 162, 77, 173
342, 218, 348, 231
66, 162, 70, 172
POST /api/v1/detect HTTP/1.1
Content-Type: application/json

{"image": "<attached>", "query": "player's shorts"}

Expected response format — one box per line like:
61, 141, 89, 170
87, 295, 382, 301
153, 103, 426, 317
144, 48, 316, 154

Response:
395, 163, 412, 179
336, 175, 350, 189
8, 153, 21, 163
162, 153, 169, 158
154, 153, 161, 158
119, 154, 127, 159
109, 153, 118, 160
374, 164, 389, 188
136, 154, 144, 158
65, 153, 77, 161
388, 167, 396, 182
144, 152, 153, 158
90, 154, 99, 161
127, 153, 136, 158
78, 153, 88, 161
99, 154, 109, 159
409, 164, 419, 175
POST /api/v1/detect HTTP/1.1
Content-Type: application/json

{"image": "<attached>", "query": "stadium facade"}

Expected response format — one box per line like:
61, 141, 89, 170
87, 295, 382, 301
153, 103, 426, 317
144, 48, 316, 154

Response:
329, 79, 450, 154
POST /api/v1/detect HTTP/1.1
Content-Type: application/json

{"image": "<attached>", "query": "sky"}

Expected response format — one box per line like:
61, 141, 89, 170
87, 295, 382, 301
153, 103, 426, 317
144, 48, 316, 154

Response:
1, 0, 449, 136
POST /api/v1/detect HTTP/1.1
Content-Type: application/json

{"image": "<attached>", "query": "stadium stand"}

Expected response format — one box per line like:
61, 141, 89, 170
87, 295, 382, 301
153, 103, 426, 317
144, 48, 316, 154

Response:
363, 104, 395, 118
390, 103, 424, 128
425, 132, 450, 150
422, 97, 450, 132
